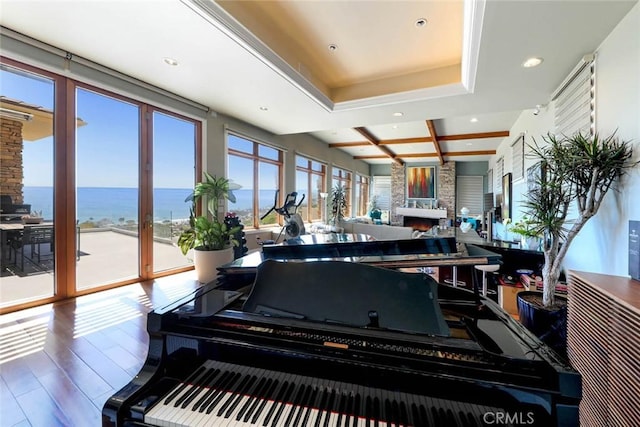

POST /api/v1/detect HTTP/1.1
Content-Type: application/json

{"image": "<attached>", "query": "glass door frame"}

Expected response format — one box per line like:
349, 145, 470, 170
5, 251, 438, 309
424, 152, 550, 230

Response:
0, 57, 202, 314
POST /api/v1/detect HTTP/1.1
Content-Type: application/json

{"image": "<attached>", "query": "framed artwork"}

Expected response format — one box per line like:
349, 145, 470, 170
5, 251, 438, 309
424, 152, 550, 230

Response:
502, 173, 512, 221
407, 166, 436, 199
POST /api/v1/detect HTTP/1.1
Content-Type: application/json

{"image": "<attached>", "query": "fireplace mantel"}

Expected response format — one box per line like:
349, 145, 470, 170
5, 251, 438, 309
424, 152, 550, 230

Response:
396, 207, 447, 219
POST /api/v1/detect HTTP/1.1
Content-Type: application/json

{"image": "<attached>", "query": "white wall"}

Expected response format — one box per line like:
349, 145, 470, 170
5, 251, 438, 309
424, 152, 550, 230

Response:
490, 2, 640, 277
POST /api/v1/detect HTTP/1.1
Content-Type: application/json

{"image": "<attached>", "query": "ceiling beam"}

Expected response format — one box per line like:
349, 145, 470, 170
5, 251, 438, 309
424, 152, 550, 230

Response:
328, 130, 509, 148
425, 120, 444, 165
445, 150, 498, 157
354, 149, 497, 160
353, 127, 404, 165
438, 130, 510, 141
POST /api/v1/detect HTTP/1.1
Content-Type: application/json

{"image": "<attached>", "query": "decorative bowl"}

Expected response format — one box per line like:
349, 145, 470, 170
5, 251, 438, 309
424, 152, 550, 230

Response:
22, 217, 44, 224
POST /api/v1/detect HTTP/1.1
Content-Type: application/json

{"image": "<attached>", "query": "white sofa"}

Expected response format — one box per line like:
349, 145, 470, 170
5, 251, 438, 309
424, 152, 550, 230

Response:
339, 220, 413, 241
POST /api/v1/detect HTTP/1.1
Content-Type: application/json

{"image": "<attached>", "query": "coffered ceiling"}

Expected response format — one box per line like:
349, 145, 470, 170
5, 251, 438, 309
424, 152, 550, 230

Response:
1, 0, 636, 164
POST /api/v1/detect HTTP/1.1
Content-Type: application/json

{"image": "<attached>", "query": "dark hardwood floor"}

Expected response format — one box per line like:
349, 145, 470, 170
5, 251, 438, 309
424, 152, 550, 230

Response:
0, 272, 201, 427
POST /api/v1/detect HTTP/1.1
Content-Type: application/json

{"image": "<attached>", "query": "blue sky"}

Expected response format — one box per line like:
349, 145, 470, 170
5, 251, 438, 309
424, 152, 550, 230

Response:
2, 68, 195, 189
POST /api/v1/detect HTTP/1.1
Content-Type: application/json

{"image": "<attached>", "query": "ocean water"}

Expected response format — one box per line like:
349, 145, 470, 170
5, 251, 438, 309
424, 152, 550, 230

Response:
22, 187, 279, 223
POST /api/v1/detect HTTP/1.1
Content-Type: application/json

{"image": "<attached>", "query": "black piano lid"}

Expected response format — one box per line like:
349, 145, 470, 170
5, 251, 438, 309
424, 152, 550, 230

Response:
262, 235, 458, 260
242, 260, 451, 336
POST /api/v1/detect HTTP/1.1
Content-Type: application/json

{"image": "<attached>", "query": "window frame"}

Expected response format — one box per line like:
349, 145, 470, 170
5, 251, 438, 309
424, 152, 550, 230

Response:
332, 166, 352, 217
354, 174, 370, 217
295, 155, 327, 223
227, 132, 284, 229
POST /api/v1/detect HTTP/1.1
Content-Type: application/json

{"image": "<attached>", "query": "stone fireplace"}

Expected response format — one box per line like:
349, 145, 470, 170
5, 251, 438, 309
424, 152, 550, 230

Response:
390, 161, 457, 226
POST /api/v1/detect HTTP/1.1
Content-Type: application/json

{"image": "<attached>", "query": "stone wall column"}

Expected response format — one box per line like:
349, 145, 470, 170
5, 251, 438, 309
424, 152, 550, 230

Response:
437, 161, 456, 221
0, 118, 24, 203
390, 163, 405, 225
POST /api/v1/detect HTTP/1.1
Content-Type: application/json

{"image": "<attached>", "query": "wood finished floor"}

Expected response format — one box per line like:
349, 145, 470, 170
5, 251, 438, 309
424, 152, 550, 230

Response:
0, 273, 201, 427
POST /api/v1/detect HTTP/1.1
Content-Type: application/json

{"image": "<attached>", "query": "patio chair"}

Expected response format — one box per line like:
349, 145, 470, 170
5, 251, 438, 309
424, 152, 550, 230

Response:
17, 224, 54, 271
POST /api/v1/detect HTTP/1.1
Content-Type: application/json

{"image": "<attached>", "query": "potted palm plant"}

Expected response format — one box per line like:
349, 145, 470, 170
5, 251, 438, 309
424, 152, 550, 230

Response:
330, 184, 348, 227
178, 172, 242, 283
516, 131, 636, 355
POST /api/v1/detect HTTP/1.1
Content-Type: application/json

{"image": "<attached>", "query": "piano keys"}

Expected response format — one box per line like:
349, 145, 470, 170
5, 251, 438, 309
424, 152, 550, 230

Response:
143, 359, 504, 427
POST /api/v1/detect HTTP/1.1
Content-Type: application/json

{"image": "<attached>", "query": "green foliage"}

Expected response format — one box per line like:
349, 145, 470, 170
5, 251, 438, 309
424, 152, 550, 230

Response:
178, 172, 241, 255
330, 184, 348, 224
523, 130, 637, 306
509, 216, 541, 238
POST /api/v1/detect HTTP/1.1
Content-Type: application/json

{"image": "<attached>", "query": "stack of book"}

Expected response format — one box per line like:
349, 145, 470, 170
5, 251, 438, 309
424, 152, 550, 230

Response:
520, 273, 567, 294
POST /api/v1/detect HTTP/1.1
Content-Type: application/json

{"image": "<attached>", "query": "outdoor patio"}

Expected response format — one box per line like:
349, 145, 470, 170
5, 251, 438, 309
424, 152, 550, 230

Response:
0, 229, 195, 308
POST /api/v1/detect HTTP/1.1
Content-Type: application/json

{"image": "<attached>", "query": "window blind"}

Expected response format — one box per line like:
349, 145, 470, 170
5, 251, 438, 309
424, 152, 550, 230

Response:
456, 176, 484, 217
553, 55, 595, 137
495, 157, 504, 194
511, 134, 524, 181
371, 176, 391, 210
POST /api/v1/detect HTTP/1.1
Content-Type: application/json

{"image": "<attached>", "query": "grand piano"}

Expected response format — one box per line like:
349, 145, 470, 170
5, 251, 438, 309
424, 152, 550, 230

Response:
103, 237, 581, 426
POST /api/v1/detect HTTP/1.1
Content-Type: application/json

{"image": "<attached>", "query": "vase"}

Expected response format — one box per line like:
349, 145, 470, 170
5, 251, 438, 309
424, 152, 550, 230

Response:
521, 236, 540, 250
517, 291, 568, 358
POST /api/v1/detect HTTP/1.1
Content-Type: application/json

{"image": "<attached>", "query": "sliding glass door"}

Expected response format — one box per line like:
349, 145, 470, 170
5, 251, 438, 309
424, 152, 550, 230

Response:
152, 111, 195, 273
75, 88, 140, 290
1, 58, 201, 313
0, 65, 56, 308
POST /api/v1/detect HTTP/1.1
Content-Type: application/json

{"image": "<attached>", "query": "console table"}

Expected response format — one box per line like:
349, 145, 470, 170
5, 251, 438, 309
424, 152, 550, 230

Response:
567, 270, 640, 426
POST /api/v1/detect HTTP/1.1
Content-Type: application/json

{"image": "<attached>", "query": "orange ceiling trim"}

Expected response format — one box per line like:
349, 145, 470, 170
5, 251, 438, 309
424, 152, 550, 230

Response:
425, 120, 444, 166
438, 130, 510, 141
444, 150, 497, 156
354, 149, 497, 160
353, 127, 404, 165
329, 130, 508, 148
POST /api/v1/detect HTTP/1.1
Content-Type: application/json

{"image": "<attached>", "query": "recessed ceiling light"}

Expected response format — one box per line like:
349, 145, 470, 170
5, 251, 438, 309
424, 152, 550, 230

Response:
392, 112, 403, 117
470, 117, 478, 123
328, 44, 338, 52
259, 106, 268, 111
392, 125, 398, 129
466, 142, 473, 146
522, 57, 543, 68
163, 57, 179, 66
415, 18, 428, 28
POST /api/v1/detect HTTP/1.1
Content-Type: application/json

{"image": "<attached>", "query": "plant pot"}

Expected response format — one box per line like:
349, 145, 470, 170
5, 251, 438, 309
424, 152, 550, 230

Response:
517, 291, 567, 357
193, 247, 234, 284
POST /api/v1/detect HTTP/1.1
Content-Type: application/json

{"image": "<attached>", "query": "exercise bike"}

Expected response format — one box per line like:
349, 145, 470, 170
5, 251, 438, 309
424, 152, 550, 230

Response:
258, 190, 306, 244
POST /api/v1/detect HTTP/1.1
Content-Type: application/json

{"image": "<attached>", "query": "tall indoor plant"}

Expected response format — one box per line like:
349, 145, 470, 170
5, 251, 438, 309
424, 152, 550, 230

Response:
522, 131, 636, 307
178, 172, 241, 283
330, 184, 348, 226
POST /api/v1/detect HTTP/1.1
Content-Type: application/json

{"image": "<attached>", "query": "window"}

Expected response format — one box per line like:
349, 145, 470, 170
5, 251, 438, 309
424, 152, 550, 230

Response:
354, 174, 370, 217
495, 157, 504, 194
1, 57, 201, 312
295, 155, 326, 223
511, 134, 524, 181
371, 176, 391, 211
456, 176, 484, 217
228, 133, 283, 228
331, 167, 352, 217
487, 169, 493, 193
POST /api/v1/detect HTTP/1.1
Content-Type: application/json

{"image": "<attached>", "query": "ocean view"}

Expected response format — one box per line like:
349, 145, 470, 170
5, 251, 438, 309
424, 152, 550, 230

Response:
23, 187, 279, 223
